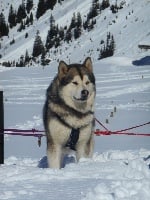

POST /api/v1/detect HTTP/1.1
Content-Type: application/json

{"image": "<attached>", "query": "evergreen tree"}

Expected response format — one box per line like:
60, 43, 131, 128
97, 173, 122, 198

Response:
17, 20, 25, 32
8, 4, 16, 28
54, 37, 60, 48
110, 34, 115, 55
19, 55, 25, 67
65, 29, 72, 43
76, 12, 82, 28
74, 27, 81, 39
59, 27, 64, 40
83, 20, 89, 30
45, 30, 54, 50
45, 0, 57, 10
32, 31, 45, 57
29, 12, 33, 24
25, 16, 30, 26
98, 32, 115, 59
16, 2, 27, 23
70, 13, 76, 29
101, 0, 110, 10
36, 0, 46, 19
49, 14, 57, 37
25, 50, 30, 64
0, 13, 9, 37
41, 50, 46, 66
26, 0, 33, 14
45, 14, 58, 50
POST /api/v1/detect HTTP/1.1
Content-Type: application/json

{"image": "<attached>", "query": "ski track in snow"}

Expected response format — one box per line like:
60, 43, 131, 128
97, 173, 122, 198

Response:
1, 62, 150, 111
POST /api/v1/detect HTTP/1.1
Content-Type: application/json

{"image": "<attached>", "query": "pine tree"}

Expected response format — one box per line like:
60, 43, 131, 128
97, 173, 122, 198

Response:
19, 55, 25, 67
70, 13, 76, 29
45, 0, 57, 10
98, 33, 115, 59
0, 13, 9, 37
17, 20, 25, 32
45, 15, 56, 50
41, 50, 46, 66
29, 12, 33, 24
26, 0, 33, 14
49, 14, 57, 37
8, 4, 16, 28
45, 30, 54, 50
32, 31, 45, 57
65, 29, 72, 43
74, 27, 81, 39
25, 50, 30, 64
16, 2, 27, 23
76, 12, 82, 28
25, 16, 30, 26
101, 0, 110, 10
36, 0, 46, 19
59, 27, 64, 40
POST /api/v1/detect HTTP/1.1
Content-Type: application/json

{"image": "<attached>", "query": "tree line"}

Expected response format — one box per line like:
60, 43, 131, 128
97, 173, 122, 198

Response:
1, 0, 120, 67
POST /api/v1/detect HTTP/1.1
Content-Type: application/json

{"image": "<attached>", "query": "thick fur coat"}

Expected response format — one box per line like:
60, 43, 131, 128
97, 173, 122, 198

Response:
43, 57, 96, 168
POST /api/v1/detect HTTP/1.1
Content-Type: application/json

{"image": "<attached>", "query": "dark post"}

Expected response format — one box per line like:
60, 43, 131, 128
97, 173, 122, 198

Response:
0, 91, 4, 164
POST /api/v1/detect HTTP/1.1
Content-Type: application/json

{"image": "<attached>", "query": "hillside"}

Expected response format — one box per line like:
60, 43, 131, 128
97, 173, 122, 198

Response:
0, 0, 150, 67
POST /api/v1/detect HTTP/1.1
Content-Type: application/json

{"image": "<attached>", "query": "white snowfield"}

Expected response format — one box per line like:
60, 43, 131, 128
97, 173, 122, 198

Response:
0, 150, 149, 200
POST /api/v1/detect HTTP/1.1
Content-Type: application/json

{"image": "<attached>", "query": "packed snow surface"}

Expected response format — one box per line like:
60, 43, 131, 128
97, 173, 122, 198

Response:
0, 57, 150, 200
0, 150, 150, 200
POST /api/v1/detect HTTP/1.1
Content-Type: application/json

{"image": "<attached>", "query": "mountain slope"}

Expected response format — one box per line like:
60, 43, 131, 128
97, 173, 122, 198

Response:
0, 0, 150, 66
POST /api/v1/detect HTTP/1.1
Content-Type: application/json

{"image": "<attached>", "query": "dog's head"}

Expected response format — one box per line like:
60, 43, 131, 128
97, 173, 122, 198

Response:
57, 57, 96, 112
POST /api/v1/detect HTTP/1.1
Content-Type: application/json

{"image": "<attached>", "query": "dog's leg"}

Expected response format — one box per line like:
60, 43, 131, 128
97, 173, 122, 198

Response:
47, 143, 62, 169
76, 134, 94, 161
87, 133, 94, 157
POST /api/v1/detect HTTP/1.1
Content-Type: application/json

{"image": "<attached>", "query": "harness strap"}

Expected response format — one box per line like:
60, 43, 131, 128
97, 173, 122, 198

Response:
65, 128, 80, 151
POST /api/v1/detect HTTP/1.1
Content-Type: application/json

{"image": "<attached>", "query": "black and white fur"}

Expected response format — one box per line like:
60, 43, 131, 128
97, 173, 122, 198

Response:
43, 57, 96, 168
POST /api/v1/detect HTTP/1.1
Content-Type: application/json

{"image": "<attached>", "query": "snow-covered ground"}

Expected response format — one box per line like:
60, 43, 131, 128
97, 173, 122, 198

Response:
0, 0, 150, 199
0, 149, 150, 200
0, 57, 150, 200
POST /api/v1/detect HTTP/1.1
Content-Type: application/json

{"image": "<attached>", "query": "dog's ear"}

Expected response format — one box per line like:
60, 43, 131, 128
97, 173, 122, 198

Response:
58, 61, 68, 79
83, 57, 93, 72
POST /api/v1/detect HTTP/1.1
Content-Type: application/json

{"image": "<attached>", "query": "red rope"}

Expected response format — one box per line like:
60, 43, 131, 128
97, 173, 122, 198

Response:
94, 118, 150, 136
0, 120, 150, 137
94, 130, 150, 136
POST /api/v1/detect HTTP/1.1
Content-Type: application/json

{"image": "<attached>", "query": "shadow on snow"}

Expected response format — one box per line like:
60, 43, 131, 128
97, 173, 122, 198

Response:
132, 56, 150, 66
38, 155, 76, 168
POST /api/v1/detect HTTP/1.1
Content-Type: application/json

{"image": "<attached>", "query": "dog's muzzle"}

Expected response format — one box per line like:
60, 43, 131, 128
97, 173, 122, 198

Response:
81, 89, 89, 101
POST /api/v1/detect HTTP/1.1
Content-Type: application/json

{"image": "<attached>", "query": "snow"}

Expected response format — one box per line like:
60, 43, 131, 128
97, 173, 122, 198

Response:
0, 150, 150, 200
0, 0, 150, 199
0, 57, 150, 200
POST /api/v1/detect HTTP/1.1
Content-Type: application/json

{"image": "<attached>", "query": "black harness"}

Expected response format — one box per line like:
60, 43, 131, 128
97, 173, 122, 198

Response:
65, 128, 80, 151
51, 109, 93, 151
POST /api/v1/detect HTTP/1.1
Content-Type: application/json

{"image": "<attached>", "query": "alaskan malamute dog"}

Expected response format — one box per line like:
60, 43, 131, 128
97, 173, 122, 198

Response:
43, 57, 96, 168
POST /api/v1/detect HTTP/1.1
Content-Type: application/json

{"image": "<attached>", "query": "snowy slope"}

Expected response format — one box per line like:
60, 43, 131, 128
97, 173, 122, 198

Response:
0, 0, 150, 63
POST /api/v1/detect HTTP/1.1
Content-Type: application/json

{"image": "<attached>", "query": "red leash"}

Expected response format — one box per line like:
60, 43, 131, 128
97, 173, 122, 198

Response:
94, 118, 150, 136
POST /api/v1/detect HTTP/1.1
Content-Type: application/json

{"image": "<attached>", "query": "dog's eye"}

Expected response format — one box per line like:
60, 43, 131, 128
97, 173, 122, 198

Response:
86, 81, 90, 85
72, 81, 78, 85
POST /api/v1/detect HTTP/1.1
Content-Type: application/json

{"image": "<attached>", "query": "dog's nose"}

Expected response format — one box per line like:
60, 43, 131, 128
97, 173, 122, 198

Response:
81, 90, 89, 100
